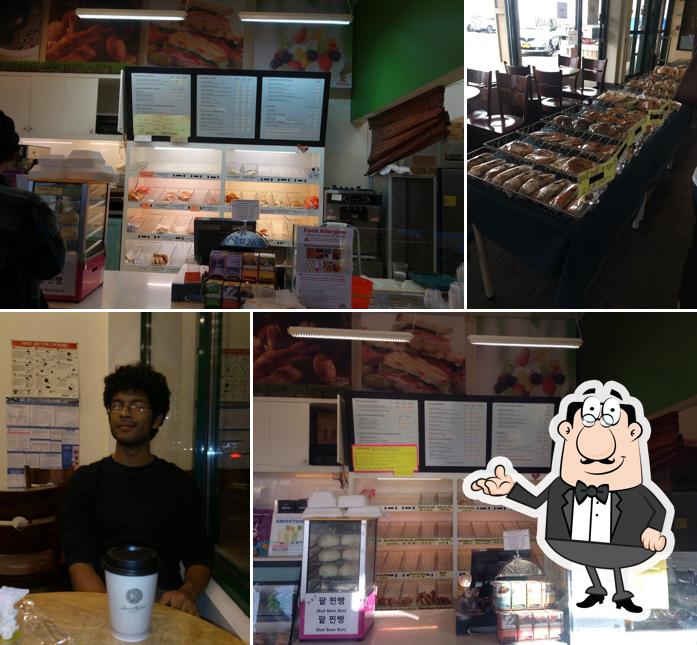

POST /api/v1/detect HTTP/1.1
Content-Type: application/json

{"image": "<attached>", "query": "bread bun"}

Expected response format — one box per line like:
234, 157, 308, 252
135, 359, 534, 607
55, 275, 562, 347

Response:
491, 165, 530, 186
468, 159, 506, 177
500, 141, 535, 156
571, 117, 592, 130
530, 130, 566, 142
467, 152, 494, 170
319, 535, 341, 548
533, 179, 570, 204
519, 172, 556, 195
482, 162, 514, 181
551, 115, 573, 128
550, 184, 578, 209
561, 157, 596, 174
526, 149, 557, 165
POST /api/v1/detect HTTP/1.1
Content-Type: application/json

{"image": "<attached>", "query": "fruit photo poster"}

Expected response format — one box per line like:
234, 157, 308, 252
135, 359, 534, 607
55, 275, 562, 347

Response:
467, 318, 576, 398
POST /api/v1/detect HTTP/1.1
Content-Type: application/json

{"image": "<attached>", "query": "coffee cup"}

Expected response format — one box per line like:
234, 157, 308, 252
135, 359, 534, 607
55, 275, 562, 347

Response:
103, 545, 160, 642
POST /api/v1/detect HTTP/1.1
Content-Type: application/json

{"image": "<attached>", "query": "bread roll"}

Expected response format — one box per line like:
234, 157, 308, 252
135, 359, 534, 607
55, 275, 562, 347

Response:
533, 179, 571, 204
526, 149, 557, 165
571, 117, 592, 130
319, 549, 341, 562
341, 534, 360, 547
519, 172, 556, 196
482, 162, 514, 181
339, 563, 359, 577
560, 157, 596, 174
319, 564, 339, 577
530, 130, 566, 143
467, 152, 494, 170
319, 535, 341, 548
490, 165, 530, 186
500, 141, 534, 156
551, 115, 573, 128
550, 184, 578, 209
342, 548, 360, 562
567, 194, 592, 215
502, 169, 537, 191
468, 159, 506, 177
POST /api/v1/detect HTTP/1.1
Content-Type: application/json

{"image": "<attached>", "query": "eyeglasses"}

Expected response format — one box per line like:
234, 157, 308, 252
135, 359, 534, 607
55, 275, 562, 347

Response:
108, 401, 151, 415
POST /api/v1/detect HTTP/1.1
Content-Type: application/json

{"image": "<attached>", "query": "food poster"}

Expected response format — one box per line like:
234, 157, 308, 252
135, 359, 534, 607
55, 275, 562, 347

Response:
253, 313, 351, 397
253, 0, 352, 88
11, 340, 79, 398
357, 313, 466, 395
0, 0, 44, 62
145, 0, 247, 69
47, 0, 140, 64
5, 398, 80, 489
467, 318, 576, 398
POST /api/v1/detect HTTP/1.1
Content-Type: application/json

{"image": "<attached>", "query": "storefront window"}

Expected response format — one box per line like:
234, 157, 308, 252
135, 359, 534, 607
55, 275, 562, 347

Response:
465, 0, 502, 70
581, 0, 602, 60
518, 0, 577, 72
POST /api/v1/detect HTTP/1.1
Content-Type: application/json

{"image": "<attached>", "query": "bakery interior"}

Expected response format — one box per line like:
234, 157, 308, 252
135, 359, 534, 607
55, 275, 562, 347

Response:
466, 0, 697, 308
0, 312, 250, 641
252, 311, 697, 645
0, 0, 463, 310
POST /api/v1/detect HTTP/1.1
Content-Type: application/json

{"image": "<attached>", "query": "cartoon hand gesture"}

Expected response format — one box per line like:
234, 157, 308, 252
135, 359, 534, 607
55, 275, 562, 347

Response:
472, 464, 515, 497
641, 527, 667, 552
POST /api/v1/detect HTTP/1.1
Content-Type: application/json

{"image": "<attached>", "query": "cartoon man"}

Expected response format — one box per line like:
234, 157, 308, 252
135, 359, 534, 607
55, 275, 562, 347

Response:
465, 381, 674, 615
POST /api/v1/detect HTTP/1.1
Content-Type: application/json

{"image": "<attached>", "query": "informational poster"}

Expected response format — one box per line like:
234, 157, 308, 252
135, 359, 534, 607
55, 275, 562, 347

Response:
294, 226, 352, 309
352, 444, 418, 477
220, 348, 249, 402
352, 398, 419, 445
260, 76, 325, 142
302, 593, 359, 636
424, 400, 486, 468
6, 398, 79, 489
491, 402, 555, 470
231, 199, 260, 221
268, 512, 304, 557
503, 529, 531, 552
196, 74, 257, 139
11, 340, 79, 398
131, 72, 191, 140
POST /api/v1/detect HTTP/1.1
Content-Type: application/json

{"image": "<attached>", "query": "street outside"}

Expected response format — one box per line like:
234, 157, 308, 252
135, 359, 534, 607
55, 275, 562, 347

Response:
466, 32, 567, 73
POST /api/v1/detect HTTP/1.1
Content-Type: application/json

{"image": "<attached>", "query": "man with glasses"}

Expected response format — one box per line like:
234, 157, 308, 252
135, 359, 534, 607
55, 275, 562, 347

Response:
62, 363, 212, 616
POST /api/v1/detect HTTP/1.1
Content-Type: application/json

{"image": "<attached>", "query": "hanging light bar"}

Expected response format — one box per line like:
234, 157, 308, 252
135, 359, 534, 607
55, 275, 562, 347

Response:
75, 8, 186, 21
238, 11, 353, 25
468, 335, 583, 349
288, 327, 412, 343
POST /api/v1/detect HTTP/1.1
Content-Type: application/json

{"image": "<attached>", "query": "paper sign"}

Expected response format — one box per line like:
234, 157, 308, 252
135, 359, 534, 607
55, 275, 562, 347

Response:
268, 512, 304, 556
231, 199, 260, 221
133, 114, 190, 141
352, 443, 418, 477
503, 529, 531, 551
302, 593, 359, 636
443, 195, 457, 207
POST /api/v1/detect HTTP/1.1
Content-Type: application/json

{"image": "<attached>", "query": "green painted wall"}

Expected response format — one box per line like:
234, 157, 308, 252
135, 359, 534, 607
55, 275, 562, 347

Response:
351, 0, 463, 121
578, 313, 697, 416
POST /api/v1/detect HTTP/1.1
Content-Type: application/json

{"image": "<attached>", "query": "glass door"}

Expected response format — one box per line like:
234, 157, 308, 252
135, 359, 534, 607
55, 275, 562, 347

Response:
516, 0, 578, 72
580, 0, 609, 61
627, 0, 671, 77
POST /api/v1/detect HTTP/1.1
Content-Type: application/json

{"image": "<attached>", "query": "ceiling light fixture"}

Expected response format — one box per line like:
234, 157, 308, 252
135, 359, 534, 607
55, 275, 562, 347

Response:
75, 8, 186, 21
468, 335, 583, 349
288, 327, 412, 343
238, 11, 353, 25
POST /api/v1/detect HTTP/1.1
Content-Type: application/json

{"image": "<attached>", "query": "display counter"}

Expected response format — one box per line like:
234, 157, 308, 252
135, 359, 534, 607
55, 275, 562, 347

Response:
469, 103, 690, 307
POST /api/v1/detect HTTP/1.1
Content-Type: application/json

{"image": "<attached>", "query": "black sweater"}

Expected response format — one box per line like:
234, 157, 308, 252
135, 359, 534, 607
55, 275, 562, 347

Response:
62, 456, 213, 590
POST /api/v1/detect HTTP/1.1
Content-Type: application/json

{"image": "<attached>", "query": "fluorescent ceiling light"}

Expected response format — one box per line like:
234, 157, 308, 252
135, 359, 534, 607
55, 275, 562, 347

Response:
76, 8, 186, 21
288, 327, 412, 343
468, 334, 583, 349
233, 149, 296, 154
238, 11, 352, 25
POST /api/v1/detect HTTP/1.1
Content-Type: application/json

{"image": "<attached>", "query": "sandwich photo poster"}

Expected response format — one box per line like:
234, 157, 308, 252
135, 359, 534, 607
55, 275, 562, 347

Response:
253, 0, 352, 87
467, 317, 577, 398
253, 313, 352, 398
0, 0, 44, 62
358, 313, 466, 395
47, 0, 141, 63
145, 0, 247, 69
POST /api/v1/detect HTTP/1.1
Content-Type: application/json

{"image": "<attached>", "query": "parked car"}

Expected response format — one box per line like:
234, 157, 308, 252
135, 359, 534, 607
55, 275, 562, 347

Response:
467, 16, 496, 33
520, 20, 565, 56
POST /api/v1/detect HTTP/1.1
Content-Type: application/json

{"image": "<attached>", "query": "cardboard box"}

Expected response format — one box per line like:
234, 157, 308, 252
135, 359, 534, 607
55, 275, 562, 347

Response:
224, 252, 242, 281
258, 252, 276, 285
221, 281, 242, 309
411, 154, 437, 176
208, 250, 226, 278
242, 252, 258, 283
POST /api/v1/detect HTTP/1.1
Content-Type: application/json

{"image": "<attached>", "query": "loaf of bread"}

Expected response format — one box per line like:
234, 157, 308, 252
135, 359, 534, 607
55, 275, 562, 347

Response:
319, 535, 340, 548
467, 152, 494, 170
500, 141, 535, 156
502, 169, 538, 191
342, 548, 360, 562
533, 179, 571, 203
468, 159, 505, 177
339, 563, 359, 577
551, 114, 573, 128
571, 117, 592, 130
566, 194, 592, 215
490, 165, 530, 186
341, 534, 360, 547
319, 549, 341, 562
589, 122, 624, 138
519, 172, 556, 195
558, 157, 596, 174
525, 149, 557, 165
319, 564, 339, 577
530, 130, 567, 143
550, 184, 578, 209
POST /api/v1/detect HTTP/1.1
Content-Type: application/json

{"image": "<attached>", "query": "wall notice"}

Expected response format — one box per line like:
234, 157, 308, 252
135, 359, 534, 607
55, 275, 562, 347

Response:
11, 340, 78, 398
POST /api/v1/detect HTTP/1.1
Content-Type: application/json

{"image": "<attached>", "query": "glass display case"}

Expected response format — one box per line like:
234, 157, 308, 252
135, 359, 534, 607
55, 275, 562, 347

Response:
30, 180, 109, 301
299, 518, 377, 640
253, 582, 298, 645
121, 142, 324, 273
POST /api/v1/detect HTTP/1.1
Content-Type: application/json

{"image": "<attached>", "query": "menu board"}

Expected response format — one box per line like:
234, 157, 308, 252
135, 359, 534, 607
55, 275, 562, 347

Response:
259, 76, 325, 142
424, 400, 487, 468
131, 72, 191, 140
351, 398, 419, 446
196, 75, 257, 139
491, 402, 554, 470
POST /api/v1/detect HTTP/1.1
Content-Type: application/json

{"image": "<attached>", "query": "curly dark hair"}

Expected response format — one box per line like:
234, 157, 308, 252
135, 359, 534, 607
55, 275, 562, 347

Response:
0, 111, 19, 164
103, 363, 170, 438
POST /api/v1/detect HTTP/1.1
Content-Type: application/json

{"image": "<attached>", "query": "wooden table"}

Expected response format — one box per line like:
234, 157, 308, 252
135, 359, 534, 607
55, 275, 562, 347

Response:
20, 592, 244, 644
559, 65, 580, 77
465, 85, 481, 100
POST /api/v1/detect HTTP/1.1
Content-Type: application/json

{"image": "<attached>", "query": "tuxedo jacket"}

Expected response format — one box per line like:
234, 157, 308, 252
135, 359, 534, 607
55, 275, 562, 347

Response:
507, 477, 667, 547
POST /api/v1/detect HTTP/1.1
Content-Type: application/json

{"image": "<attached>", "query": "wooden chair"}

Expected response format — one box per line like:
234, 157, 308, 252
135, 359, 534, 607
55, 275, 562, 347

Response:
558, 54, 581, 91
504, 63, 532, 76
493, 71, 534, 131
533, 68, 583, 115
577, 58, 607, 101
0, 487, 65, 591
467, 68, 493, 122
24, 465, 75, 488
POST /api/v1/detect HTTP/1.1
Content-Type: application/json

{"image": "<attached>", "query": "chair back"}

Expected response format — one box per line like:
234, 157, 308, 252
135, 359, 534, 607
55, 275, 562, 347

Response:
0, 487, 65, 590
581, 58, 607, 91
504, 63, 532, 76
467, 68, 493, 119
533, 68, 563, 107
558, 54, 580, 68
24, 465, 75, 488
496, 71, 533, 123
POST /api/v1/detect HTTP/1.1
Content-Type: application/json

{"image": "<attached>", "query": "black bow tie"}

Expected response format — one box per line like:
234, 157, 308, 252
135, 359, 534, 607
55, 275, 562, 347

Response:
574, 481, 609, 504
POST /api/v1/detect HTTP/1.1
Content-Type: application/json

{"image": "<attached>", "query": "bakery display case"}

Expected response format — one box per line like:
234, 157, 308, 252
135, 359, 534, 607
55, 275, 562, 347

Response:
121, 143, 324, 272
30, 180, 109, 301
253, 582, 299, 645
299, 518, 377, 640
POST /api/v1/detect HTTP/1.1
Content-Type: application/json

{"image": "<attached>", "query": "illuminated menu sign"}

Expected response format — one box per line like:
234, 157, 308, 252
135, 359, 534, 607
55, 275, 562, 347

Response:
196, 74, 257, 139
131, 73, 191, 140
259, 76, 325, 142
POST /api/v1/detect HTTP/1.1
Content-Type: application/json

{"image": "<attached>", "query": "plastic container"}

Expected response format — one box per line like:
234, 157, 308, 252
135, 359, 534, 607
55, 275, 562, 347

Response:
351, 276, 373, 308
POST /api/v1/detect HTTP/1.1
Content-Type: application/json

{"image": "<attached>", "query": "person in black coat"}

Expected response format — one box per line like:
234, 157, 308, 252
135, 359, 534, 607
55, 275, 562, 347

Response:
0, 110, 65, 307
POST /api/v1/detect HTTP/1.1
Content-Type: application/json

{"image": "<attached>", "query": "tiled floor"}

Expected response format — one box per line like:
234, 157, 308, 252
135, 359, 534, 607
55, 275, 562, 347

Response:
467, 127, 697, 309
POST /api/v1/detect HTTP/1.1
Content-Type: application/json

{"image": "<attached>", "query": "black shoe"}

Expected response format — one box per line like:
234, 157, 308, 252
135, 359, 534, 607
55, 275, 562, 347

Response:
576, 593, 605, 608
615, 598, 643, 613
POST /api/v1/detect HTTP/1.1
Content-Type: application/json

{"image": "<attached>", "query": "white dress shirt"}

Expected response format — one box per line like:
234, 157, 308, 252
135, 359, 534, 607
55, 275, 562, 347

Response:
571, 493, 612, 543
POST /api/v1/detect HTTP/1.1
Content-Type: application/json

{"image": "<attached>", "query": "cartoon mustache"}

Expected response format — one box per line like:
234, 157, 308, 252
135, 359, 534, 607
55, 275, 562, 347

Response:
580, 456, 616, 465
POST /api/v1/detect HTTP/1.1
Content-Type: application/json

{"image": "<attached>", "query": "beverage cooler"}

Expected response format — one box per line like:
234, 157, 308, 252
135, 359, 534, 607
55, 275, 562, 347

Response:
299, 518, 377, 640
122, 142, 324, 273
30, 180, 108, 301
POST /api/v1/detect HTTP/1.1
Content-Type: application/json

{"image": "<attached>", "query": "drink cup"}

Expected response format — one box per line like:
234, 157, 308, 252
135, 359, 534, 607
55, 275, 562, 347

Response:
392, 262, 408, 284
103, 545, 160, 642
